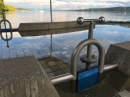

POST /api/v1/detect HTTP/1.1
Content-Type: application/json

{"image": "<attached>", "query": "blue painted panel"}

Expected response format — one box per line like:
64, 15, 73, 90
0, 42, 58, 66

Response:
77, 68, 98, 92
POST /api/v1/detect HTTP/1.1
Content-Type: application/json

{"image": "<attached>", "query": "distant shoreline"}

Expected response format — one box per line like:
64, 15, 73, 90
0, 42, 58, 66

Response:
97, 21, 130, 28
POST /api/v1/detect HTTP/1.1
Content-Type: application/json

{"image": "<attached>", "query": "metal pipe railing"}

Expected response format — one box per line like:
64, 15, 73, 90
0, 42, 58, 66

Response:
77, 17, 105, 70
71, 39, 105, 80
50, 73, 73, 84
77, 16, 105, 25
50, 39, 105, 85
104, 64, 118, 71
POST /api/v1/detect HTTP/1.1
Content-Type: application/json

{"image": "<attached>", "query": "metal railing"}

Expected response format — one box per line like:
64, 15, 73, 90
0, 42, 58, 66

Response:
50, 17, 118, 85
50, 39, 105, 84
0, 11, 13, 48
77, 16, 105, 69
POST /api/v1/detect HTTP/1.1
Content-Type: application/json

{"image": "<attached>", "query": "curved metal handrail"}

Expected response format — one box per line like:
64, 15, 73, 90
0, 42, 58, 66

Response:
71, 39, 105, 80
50, 39, 105, 84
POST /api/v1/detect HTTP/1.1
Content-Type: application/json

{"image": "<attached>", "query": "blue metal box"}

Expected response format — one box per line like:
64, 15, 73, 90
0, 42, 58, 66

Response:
77, 68, 98, 92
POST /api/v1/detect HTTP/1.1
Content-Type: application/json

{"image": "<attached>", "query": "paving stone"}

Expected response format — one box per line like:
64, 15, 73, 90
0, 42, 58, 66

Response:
40, 63, 49, 69
53, 51, 61, 54
63, 47, 68, 50
65, 54, 71, 58
59, 64, 68, 69
63, 68, 70, 73
45, 58, 53, 62
50, 65, 60, 71
62, 51, 68, 54
55, 61, 61, 65
53, 58, 60, 61
54, 70, 64, 76
44, 68, 52, 73
57, 60, 64, 65
39, 60, 46, 64
47, 72, 55, 78
48, 61, 56, 66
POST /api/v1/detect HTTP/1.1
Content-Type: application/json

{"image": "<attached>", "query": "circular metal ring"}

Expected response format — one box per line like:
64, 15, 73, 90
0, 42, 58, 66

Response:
0, 19, 13, 41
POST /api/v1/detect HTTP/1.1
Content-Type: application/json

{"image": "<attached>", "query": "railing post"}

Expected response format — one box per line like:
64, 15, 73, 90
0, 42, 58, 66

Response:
50, 0, 53, 22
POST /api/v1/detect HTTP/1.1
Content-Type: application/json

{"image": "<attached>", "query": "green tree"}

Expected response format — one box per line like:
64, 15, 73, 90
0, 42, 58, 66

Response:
0, 0, 5, 11
5, 4, 15, 11
0, 0, 16, 11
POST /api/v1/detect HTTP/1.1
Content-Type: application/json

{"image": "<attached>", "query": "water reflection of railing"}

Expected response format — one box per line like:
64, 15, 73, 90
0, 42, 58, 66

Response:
0, 11, 13, 48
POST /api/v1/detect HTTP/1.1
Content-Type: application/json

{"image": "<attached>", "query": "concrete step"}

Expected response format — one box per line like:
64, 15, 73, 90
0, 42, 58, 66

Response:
118, 90, 130, 97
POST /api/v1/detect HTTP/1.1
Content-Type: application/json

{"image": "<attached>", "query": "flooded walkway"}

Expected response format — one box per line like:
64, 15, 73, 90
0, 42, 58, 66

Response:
54, 69, 130, 97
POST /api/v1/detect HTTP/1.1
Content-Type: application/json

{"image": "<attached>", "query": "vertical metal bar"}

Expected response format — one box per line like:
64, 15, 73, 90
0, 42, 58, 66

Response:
50, 0, 53, 22
86, 21, 94, 69
50, 34, 52, 57
87, 21, 93, 57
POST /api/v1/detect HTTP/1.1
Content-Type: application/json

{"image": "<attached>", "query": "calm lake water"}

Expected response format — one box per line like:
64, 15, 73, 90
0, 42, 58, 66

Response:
0, 11, 130, 97
0, 24, 130, 69
0, 10, 130, 28
0, 11, 130, 68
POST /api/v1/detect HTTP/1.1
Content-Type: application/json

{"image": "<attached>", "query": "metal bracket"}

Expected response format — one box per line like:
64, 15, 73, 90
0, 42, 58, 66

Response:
80, 54, 97, 64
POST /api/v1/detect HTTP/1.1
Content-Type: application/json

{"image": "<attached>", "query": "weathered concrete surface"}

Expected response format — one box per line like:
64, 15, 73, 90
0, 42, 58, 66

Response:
105, 41, 130, 75
18, 21, 91, 31
0, 56, 59, 97
118, 90, 130, 97
19, 26, 90, 37
104, 69, 130, 91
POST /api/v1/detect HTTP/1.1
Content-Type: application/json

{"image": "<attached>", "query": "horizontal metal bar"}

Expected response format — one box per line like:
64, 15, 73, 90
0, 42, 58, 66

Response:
84, 19, 100, 22
50, 73, 74, 85
50, 64, 118, 85
104, 64, 118, 71
1, 28, 18, 32
12, 28, 18, 31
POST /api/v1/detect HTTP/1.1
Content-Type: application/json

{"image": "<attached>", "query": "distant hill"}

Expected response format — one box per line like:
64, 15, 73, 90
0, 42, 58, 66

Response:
74, 7, 130, 12
16, 8, 30, 11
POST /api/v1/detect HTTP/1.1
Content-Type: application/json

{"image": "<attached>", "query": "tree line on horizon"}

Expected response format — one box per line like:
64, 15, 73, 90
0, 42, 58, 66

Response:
0, 0, 15, 11
74, 7, 130, 12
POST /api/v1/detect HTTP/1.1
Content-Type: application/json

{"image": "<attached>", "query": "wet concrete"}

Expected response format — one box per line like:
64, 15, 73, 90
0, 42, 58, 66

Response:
19, 26, 91, 37
18, 21, 91, 32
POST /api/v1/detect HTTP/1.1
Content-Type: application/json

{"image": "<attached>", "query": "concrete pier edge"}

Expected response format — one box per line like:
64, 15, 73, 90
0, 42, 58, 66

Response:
18, 21, 91, 31
105, 41, 130, 76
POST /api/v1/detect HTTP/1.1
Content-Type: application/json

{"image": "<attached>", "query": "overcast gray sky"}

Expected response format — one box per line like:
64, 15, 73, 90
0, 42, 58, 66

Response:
4, 0, 130, 10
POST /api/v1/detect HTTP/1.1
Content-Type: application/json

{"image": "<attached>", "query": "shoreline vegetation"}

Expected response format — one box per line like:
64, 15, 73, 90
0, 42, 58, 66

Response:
0, 0, 29, 12
0, 0, 15, 11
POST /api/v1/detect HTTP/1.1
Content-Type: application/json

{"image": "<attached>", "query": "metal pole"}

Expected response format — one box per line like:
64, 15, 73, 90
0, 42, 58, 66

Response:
86, 21, 93, 69
50, 0, 52, 22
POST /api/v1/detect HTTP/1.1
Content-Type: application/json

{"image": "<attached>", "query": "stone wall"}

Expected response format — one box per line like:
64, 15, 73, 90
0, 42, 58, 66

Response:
0, 56, 59, 97
105, 41, 130, 75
